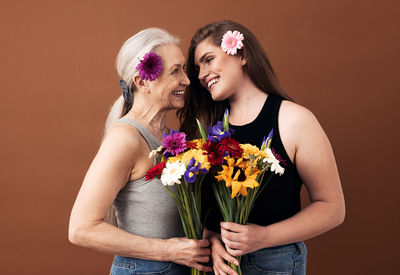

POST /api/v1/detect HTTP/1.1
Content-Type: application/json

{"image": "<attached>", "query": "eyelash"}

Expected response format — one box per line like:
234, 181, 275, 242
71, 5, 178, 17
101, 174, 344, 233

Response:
205, 56, 214, 64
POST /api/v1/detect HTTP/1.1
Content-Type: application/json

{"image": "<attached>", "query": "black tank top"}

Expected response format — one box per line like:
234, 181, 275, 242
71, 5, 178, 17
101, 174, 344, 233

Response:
203, 94, 303, 232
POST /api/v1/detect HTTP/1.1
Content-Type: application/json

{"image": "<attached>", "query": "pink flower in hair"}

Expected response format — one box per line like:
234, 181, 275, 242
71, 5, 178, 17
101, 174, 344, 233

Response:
221, 30, 244, 55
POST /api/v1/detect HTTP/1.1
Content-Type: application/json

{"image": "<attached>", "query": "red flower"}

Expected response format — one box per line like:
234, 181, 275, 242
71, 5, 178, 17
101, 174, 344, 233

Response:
186, 141, 197, 149
272, 148, 287, 167
145, 162, 166, 181
203, 140, 225, 165
219, 137, 243, 158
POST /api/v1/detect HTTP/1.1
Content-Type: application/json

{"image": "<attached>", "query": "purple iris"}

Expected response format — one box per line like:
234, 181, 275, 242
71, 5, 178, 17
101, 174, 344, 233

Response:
184, 157, 208, 183
207, 121, 234, 142
261, 129, 274, 149
163, 129, 178, 139
267, 129, 274, 143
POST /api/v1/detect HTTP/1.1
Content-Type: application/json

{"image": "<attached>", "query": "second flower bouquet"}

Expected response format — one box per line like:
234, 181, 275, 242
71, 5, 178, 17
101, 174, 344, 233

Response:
197, 109, 285, 275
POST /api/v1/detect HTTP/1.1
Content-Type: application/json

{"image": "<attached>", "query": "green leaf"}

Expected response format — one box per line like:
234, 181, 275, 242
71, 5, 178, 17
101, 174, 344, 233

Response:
196, 118, 208, 141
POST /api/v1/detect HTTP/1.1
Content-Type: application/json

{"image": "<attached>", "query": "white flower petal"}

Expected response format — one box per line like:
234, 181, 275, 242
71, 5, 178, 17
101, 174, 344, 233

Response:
160, 161, 186, 186
149, 150, 157, 158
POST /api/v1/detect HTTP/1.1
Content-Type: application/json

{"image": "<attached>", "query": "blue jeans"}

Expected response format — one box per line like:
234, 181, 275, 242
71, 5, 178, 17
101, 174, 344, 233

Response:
110, 255, 190, 275
240, 242, 307, 275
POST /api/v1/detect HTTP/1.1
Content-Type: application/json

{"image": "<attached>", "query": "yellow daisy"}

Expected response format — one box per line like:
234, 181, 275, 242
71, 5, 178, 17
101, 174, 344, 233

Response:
240, 144, 267, 160
167, 154, 183, 163
180, 149, 211, 171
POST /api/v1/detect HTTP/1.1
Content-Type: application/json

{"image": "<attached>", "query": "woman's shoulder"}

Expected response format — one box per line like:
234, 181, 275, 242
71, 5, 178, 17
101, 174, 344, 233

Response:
102, 122, 145, 153
278, 98, 330, 154
279, 99, 319, 128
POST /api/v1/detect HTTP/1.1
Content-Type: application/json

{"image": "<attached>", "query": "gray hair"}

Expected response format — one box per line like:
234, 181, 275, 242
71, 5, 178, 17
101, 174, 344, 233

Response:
105, 28, 180, 134
116, 28, 179, 87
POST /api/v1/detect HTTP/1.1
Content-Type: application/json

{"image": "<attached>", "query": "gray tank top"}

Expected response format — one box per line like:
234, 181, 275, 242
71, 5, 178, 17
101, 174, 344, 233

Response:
113, 118, 184, 239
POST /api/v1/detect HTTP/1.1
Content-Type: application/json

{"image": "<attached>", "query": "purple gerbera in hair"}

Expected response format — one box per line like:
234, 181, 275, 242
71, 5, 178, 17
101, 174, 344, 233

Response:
162, 130, 187, 156
136, 52, 163, 81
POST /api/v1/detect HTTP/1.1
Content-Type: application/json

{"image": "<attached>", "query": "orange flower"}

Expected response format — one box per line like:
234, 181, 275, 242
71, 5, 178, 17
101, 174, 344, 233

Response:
215, 157, 261, 198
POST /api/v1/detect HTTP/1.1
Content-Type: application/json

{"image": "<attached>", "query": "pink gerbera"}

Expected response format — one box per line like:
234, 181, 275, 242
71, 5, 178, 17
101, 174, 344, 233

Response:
162, 130, 187, 156
221, 30, 244, 55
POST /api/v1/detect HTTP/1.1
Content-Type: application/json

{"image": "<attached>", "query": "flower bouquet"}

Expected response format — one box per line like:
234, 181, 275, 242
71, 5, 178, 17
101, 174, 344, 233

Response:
146, 130, 210, 275
197, 110, 285, 274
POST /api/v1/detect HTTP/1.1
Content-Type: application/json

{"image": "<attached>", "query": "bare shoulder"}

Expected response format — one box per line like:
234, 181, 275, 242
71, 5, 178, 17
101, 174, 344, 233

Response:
279, 100, 319, 127
105, 123, 143, 145
278, 100, 327, 159
279, 100, 324, 139
99, 123, 146, 160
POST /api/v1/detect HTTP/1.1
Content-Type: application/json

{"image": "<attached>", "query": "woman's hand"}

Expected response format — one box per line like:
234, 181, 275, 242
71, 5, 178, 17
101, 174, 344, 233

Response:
220, 222, 266, 257
165, 237, 212, 272
207, 231, 239, 275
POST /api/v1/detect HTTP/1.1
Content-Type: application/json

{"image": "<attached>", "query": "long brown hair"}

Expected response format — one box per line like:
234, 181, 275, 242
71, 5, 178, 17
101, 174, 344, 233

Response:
178, 20, 291, 139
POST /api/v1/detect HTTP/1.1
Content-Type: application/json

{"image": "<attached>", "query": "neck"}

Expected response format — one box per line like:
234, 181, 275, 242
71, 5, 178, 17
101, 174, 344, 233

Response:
125, 93, 168, 132
228, 74, 268, 125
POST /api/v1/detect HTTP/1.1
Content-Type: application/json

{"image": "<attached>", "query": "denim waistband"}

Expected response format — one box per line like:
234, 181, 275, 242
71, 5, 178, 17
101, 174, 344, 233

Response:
247, 241, 306, 256
240, 241, 307, 275
112, 255, 174, 273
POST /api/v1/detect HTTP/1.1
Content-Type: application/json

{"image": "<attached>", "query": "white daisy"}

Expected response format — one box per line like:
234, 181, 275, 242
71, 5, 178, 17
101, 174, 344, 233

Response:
160, 161, 186, 186
263, 148, 285, 175
148, 145, 163, 158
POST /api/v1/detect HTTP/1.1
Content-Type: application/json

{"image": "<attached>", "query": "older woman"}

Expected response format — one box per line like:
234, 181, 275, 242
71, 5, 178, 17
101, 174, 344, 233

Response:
69, 28, 211, 275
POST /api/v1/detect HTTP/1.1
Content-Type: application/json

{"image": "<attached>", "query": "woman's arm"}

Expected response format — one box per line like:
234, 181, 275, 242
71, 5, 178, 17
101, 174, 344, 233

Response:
219, 102, 345, 257
68, 124, 211, 271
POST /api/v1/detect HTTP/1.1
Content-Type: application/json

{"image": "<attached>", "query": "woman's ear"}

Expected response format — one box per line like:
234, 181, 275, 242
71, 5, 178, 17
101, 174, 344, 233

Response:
132, 75, 149, 91
240, 55, 247, 66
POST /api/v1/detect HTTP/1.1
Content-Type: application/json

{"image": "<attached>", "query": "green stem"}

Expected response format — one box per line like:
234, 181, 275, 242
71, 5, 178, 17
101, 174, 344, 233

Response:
228, 256, 242, 275
180, 182, 196, 239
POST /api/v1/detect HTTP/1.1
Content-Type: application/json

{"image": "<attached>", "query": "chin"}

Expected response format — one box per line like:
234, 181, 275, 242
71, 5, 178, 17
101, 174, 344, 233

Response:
210, 93, 228, 102
209, 87, 230, 101
172, 102, 184, 110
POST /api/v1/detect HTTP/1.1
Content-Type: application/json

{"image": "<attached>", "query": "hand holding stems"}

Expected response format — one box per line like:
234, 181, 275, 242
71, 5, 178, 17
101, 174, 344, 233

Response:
205, 229, 239, 275
220, 222, 266, 257
165, 237, 212, 272
208, 222, 266, 275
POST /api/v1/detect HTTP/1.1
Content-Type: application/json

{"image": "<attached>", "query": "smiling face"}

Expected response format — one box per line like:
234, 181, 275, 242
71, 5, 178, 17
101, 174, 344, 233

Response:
148, 43, 190, 110
194, 38, 246, 101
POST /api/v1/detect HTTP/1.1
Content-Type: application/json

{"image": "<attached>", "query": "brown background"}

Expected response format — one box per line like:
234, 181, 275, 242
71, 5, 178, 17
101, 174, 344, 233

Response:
1, 0, 398, 274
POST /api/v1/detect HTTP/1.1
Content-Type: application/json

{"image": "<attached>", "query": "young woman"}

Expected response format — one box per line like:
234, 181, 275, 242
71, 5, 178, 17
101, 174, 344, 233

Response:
179, 20, 345, 275
69, 28, 212, 275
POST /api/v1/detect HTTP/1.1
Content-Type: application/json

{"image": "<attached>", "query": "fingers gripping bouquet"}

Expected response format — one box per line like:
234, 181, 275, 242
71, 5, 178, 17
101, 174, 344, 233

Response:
146, 130, 210, 275
198, 109, 285, 274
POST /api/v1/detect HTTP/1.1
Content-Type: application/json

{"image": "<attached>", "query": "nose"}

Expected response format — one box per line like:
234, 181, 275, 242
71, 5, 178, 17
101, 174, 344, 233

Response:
198, 65, 209, 80
181, 70, 190, 86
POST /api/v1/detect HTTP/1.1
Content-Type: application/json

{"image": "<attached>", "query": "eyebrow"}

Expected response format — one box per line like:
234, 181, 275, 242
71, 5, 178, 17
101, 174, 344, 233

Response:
198, 52, 213, 64
169, 64, 181, 70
